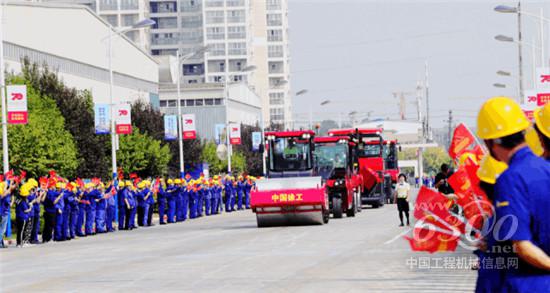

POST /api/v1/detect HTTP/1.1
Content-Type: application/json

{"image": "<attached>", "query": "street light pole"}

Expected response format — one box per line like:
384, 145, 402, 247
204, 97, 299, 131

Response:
517, 1, 524, 101
108, 25, 117, 180
176, 49, 184, 178
0, 3, 8, 174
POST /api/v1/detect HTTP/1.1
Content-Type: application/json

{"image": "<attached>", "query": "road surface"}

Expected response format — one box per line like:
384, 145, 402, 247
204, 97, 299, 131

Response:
1, 190, 476, 292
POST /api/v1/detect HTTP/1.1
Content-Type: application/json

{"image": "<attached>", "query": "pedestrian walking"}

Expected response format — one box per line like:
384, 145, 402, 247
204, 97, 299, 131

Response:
393, 174, 410, 227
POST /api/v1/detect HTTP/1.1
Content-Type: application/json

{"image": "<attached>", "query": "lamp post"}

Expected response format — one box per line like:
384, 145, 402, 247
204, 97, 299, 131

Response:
225, 64, 257, 174
175, 46, 209, 178
0, 3, 8, 173
493, 83, 507, 88
107, 18, 155, 180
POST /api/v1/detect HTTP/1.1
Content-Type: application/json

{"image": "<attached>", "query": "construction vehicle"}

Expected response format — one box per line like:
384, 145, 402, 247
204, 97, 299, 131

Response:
250, 130, 330, 227
313, 136, 362, 218
328, 128, 391, 208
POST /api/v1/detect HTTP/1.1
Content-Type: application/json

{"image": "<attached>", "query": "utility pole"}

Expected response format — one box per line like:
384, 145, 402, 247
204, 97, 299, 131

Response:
517, 1, 524, 100
425, 61, 430, 142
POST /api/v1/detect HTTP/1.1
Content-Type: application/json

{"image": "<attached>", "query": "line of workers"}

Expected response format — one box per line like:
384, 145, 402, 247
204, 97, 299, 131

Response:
0, 174, 257, 247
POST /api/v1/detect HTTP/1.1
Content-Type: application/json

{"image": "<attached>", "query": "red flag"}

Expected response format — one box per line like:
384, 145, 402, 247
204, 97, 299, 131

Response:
48, 177, 57, 189
0, 175, 4, 182
129, 173, 138, 179
5, 170, 14, 181
39, 177, 48, 189
49, 170, 56, 178
152, 178, 160, 193
448, 167, 491, 229
448, 123, 476, 160
19, 170, 26, 180
404, 227, 459, 253
414, 187, 465, 234
473, 145, 486, 161
76, 178, 85, 189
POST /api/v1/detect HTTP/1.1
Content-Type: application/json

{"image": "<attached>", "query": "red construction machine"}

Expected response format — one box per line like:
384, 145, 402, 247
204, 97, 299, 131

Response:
250, 130, 330, 227
313, 136, 362, 218
328, 128, 392, 208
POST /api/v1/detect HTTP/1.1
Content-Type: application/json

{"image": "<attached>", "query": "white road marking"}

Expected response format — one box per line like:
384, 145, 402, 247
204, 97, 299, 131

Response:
384, 227, 412, 245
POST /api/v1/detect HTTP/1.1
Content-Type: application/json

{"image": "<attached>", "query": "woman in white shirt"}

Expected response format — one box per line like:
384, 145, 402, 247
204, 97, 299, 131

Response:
394, 174, 410, 227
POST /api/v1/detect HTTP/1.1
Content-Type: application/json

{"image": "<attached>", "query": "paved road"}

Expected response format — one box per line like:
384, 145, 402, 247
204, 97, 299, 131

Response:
1, 190, 477, 292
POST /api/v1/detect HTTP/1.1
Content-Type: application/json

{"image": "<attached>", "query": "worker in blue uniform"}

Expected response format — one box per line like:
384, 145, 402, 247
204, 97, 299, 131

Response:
68, 184, 79, 238
236, 175, 245, 210
244, 176, 253, 209
145, 181, 155, 226
158, 179, 168, 225
105, 182, 116, 232
84, 183, 99, 235
75, 186, 87, 237
166, 179, 177, 223
53, 183, 65, 241
117, 181, 127, 230
139, 181, 152, 226
224, 176, 233, 212
204, 179, 212, 216
127, 181, 137, 229
95, 183, 107, 233
477, 97, 550, 292
180, 180, 189, 221
28, 181, 43, 243
188, 181, 197, 219
61, 184, 74, 240
135, 181, 146, 226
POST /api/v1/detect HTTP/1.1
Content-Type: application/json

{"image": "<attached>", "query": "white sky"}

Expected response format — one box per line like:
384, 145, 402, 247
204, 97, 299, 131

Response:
289, 0, 550, 128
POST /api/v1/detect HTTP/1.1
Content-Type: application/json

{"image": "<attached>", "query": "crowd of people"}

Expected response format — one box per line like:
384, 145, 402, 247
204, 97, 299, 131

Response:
0, 172, 258, 248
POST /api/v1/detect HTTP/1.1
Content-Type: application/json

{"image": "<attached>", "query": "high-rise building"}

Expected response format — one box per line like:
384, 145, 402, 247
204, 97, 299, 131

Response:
150, 0, 291, 128
41, 0, 151, 50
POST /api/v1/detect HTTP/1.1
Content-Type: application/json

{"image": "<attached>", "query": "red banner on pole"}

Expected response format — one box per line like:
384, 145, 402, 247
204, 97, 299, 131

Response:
448, 123, 475, 160
7, 85, 28, 124
115, 104, 132, 134
182, 114, 196, 140
229, 123, 241, 145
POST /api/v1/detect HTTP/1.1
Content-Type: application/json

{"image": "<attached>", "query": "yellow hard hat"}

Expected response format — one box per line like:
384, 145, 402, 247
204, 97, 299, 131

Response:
174, 179, 182, 184
20, 184, 30, 197
477, 97, 530, 140
167, 179, 174, 184
0, 182, 6, 191
56, 182, 63, 188
137, 181, 146, 189
534, 103, 550, 138
144, 180, 151, 187
28, 178, 38, 188
125, 181, 133, 187
525, 126, 544, 156
85, 183, 94, 189
477, 155, 508, 184
458, 152, 478, 166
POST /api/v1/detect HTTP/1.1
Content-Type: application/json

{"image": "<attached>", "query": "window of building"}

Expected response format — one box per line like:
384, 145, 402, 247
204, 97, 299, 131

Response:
102, 15, 118, 27
269, 92, 284, 105
266, 0, 282, 10
205, 0, 224, 7
209, 43, 226, 56
181, 15, 202, 28
269, 61, 283, 73
100, 0, 117, 11
168, 100, 177, 107
227, 0, 244, 7
181, 30, 203, 43
151, 2, 177, 13
268, 45, 284, 58
267, 29, 283, 42
186, 99, 195, 106
188, 79, 198, 84
214, 98, 223, 105
270, 108, 284, 121
205, 11, 224, 24
157, 17, 177, 29
195, 99, 204, 106
233, 75, 243, 82
227, 26, 246, 39
227, 10, 246, 23
160, 100, 167, 107
121, 14, 138, 26
212, 76, 223, 82
267, 13, 282, 26
228, 42, 246, 55
181, 0, 200, 12
205, 99, 214, 105
206, 27, 225, 40
120, 0, 139, 10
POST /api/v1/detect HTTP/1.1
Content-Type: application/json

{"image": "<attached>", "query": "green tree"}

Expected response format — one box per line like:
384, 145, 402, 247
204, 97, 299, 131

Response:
116, 127, 171, 177
21, 59, 110, 178
200, 141, 226, 174
234, 124, 262, 175
397, 147, 451, 175
2, 78, 78, 178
